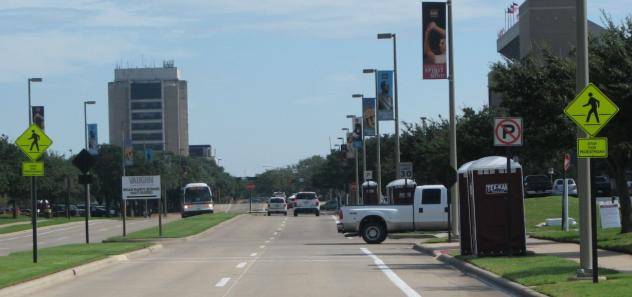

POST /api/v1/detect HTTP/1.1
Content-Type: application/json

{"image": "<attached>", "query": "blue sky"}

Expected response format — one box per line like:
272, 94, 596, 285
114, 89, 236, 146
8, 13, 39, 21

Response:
0, 0, 629, 177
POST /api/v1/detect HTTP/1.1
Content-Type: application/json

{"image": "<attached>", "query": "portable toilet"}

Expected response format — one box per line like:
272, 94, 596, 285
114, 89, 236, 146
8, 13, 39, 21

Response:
362, 181, 379, 205
386, 179, 417, 205
457, 161, 475, 255
467, 156, 526, 256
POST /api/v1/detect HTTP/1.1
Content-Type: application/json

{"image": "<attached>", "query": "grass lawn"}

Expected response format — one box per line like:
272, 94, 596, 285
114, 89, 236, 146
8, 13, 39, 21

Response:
0, 217, 87, 235
0, 214, 30, 226
458, 253, 632, 297
108, 212, 238, 241
526, 195, 632, 254
0, 242, 149, 289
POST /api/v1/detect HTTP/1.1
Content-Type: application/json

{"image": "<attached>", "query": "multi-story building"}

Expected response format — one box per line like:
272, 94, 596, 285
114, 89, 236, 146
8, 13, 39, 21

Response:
490, 0, 604, 108
108, 61, 189, 156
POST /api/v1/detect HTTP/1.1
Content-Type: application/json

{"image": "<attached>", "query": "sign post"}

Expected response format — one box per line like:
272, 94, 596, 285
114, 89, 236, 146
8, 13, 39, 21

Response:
15, 123, 53, 263
564, 83, 619, 283
72, 149, 96, 244
246, 182, 256, 213
494, 117, 523, 257
562, 153, 571, 231
122, 176, 162, 236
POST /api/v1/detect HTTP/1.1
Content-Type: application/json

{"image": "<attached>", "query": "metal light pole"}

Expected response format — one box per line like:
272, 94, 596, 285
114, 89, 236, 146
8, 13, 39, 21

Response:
345, 115, 361, 205
83, 100, 96, 244
576, 0, 594, 279
27, 77, 42, 263
447, 0, 459, 237
363, 69, 382, 199
352, 95, 367, 189
377, 33, 401, 179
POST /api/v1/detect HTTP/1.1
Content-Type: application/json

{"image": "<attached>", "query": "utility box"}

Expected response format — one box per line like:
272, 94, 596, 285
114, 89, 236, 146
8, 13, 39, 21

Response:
461, 156, 526, 256
386, 179, 417, 205
362, 181, 379, 205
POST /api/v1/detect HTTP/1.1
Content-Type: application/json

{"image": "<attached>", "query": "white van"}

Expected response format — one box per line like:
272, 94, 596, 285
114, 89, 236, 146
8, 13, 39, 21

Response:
182, 183, 214, 218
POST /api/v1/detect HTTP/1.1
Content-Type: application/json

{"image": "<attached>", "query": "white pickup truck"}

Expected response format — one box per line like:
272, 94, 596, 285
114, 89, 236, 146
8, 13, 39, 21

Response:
337, 185, 449, 244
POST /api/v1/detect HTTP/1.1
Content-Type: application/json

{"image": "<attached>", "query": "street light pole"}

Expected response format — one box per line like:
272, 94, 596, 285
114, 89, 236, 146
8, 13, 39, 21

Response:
352, 95, 367, 190
27, 77, 42, 263
378, 33, 400, 179
345, 115, 361, 205
83, 100, 96, 244
447, 0, 459, 238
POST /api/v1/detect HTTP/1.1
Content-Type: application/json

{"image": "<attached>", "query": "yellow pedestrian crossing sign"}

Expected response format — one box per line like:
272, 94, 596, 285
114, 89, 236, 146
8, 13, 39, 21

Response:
15, 124, 53, 161
564, 83, 619, 136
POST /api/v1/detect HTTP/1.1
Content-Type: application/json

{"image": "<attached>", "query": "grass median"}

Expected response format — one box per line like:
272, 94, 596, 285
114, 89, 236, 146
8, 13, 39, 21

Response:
107, 212, 239, 241
0, 242, 150, 289
457, 253, 632, 297
0, 215, 30, 226
0, 217, 87, 235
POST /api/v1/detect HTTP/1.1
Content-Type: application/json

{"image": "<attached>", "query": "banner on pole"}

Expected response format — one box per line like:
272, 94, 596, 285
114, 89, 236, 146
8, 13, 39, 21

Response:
376, 70, 394, 121
32, 106, 45, 131
422, 2, 447, 79
362, 97, 376, 136
87, 124, 98, 155
352, 117, 363, 149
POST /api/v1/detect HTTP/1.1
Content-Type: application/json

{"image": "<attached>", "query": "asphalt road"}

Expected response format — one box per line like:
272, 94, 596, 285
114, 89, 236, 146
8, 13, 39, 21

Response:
0, 215, 181, 256
30, 212, 508, 297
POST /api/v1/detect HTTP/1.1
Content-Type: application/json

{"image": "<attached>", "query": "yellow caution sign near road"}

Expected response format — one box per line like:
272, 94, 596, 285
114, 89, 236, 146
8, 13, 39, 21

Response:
577, 138, 608, 159
564, 83, 619, 137
15, 124, 53, 161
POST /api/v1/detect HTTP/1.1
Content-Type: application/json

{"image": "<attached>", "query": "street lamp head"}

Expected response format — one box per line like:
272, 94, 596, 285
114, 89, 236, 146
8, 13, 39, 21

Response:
337, 137, 344, 140
377, 33, 393, 39
342, 128, 349, 131
85, 100, 96, 105
352, 94, 363, 98
362, 69, 375, 74
29, 78, 43, 82
346, 114, 356, 118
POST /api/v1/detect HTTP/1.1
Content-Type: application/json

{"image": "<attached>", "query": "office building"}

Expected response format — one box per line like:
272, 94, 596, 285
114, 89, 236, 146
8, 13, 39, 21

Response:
108, 61, 189, 156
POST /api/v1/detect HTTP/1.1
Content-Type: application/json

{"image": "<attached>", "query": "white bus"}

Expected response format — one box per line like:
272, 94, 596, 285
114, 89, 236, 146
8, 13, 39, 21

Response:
182, 183, 214, 218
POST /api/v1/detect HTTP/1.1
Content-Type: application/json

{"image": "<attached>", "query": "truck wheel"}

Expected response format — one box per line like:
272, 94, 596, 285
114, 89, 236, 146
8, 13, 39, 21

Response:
267, 212, 271, 216
361, 221, 386, 244
315, 210, 320, 216
294, 211, 298, 217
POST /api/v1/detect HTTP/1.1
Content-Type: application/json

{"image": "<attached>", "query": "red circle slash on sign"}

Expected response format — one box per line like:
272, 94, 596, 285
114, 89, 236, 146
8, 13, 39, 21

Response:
494, 118, 522, 145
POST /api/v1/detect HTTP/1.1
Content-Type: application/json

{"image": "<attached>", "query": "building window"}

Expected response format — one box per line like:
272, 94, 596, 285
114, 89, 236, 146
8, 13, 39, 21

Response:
133, 143, 164, 151
132, 133, 163, 141
131, 101, 162, 110
132, 112, 162, 120
132, 123, 162, 130
131, 83, 161, 100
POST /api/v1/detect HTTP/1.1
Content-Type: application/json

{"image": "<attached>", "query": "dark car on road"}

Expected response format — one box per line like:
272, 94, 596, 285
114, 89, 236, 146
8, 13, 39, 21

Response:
524, 175, 552, 197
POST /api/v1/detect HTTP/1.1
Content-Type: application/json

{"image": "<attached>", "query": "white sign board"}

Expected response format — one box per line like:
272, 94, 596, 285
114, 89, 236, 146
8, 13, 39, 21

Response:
494, 117, 523, 146
122, 175, 161, 200
364, 171, 373, 180
599, 201, 621, 229
399, 162, 413, 179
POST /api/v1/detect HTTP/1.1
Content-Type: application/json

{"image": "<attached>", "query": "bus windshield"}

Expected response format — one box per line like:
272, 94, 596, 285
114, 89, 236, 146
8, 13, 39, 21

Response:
184, 187, 212, 203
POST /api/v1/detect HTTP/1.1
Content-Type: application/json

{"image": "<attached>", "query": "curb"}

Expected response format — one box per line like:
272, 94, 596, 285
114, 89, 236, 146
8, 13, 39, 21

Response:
0, 244, 163, 297
413, 244, 548, 297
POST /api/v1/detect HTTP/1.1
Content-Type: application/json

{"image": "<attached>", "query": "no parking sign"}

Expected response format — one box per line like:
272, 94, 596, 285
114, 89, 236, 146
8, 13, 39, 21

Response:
494, 117, 523, 147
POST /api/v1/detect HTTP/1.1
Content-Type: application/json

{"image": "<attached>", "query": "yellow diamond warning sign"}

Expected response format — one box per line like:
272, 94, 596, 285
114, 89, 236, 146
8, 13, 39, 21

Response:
15, 124, 53, 161
564, 83, 619, 137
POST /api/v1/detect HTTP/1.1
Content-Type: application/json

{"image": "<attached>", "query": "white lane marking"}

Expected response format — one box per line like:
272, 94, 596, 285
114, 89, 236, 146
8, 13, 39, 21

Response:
361, 248, 422, 297
259, 245, 266, 249
265, 240, 270, 243
215, 277, 231, 287
347, 237, 354, 240
236, 262, 247, 269
250, 253, 257, 257
273, 232, 278, 235
269, 237, 274, 240
277, 228, 282, 231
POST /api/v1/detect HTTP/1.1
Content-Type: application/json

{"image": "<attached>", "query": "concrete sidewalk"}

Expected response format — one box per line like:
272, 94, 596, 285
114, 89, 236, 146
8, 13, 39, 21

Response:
420, 236, 632, 274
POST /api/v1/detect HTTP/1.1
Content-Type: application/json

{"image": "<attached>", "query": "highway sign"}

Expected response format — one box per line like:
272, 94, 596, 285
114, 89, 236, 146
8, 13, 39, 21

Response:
22, 162, 44, 177
399, 162, 413, 179
494, 117, 523, 146
72, 149, 96, 173
364, 171, 373, 180
577, 138, 608, 158
565, 83, 619, 136
15, 124, 53, 161
122, 176, 161, 200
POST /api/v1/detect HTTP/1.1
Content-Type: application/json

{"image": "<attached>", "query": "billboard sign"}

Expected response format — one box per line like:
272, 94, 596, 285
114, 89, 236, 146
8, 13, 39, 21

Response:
376, 70, 394, 121
422, 2, 447, 79
122, 175, 161, 200
362, 97, 376, 136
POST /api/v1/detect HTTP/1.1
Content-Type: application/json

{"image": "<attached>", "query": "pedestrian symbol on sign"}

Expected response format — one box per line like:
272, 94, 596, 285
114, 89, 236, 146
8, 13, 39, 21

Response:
583, 92, 600, 123
29, 130, 41, 151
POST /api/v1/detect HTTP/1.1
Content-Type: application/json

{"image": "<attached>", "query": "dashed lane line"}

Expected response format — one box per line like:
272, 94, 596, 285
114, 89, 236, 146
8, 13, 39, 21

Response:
215, 277, 231, 287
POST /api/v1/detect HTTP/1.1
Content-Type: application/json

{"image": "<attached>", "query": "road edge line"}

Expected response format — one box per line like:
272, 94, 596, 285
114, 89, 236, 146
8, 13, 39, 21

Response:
361, 247, 422, 297
412, 243, 547, 297
0, 244, 163, 297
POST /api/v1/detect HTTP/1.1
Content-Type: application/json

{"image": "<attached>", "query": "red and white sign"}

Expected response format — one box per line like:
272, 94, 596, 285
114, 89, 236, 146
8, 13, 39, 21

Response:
494, 117, 523, 146
246, 182, 256, 192
564, 153, 571, 171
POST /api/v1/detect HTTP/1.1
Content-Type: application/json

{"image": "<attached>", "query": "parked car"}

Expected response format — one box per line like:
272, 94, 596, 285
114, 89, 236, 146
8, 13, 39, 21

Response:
595, 176, 612, 197
53, 204, 81, 217
293, 192, 320, 216
523, 175, 552, 197
552, 178, 577, 196
320, 200, 339, 211
90, 205, 110, 217
337, 185, 449, 244
267, 197, 287, 216
287, 193, 297, 209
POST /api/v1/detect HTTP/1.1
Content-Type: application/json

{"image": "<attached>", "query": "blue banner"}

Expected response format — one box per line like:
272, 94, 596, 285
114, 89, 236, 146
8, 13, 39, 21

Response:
87, 124, 98, 155
124, 137, 133, 166
352, 117, 363, 149
376, 70, 394, 121
362, 97, 376, 136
